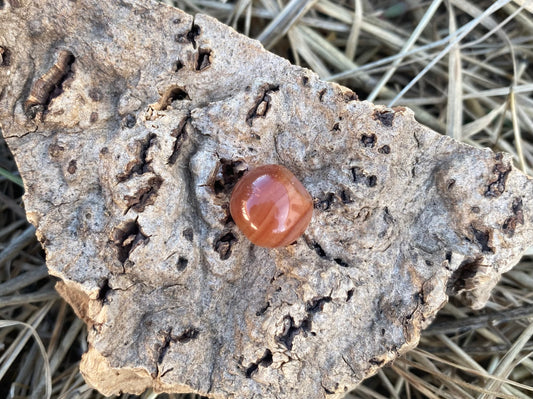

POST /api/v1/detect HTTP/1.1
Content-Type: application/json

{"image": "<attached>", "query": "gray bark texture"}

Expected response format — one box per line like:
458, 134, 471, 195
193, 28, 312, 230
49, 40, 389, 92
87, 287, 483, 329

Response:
1, 0, 532, 398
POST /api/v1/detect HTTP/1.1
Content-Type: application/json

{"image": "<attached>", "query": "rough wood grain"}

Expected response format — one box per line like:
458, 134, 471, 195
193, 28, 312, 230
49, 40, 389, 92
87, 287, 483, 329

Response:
1, 1, 532, 398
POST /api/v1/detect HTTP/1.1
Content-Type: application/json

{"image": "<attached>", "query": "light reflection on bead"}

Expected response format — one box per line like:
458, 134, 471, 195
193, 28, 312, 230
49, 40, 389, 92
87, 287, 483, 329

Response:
229, 164, 313, 248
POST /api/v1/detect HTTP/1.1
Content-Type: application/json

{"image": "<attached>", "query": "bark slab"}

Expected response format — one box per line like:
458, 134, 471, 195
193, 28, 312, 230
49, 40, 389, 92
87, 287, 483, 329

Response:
1, 1, 532, 398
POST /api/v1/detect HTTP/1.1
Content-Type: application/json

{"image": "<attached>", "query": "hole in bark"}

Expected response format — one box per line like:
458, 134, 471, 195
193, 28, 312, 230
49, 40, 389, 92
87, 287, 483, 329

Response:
332, 123, 340, 132
334, 258, 349, 267
117, 133, 156, 182
378, 145, 391, 154
182, 228, 194, 242
169, 86, 189, 101
367, 175, 377, 187
485, 154, 511, 198
315, 192, 334, 211
124, 176, 163, 213
214, 232, 237, 260
340, 190, 353, 204
346, 289, 354, 301
301, 317, 312, 333
383, 207, 394, 224
306, 296, 332, 313
471, 225, 493, 253
361, 134, 376, 147
309, 241, 327, 259
315, 189, 353, 210
318, 88, 327, 102
260, 349, 273, 367
196, 48, 212, 71
168, 115, 191, 165
343, 90, 358, 102
48, 144, 64, 157
447, 179, 456, 190
157, 328, 173, 364
245, 363, 258, 378
503, 197, 524, 237
113, 220, 149, 263
415, 290, 426, 305
256, 302, 270, 316
245, 349, 273, 378
246, 84, 279, 126
67, 159, 77, 174
351, 166, 377, 186
123, 113, 136, 128
177, 256, 188, 271
176, 327, 199, 343
0, 46, 11, 66
25, 50, 75, 116
372, 109, 394, 126
276, 315, 300, 351
447, 256, 484, 295
369, 357, 385, 366
174, 60, 184, 72
156, 86, 190, 111
97, 278, 111, 304
186, 23, 201, 48
302, 76, 309, 86
221, 205, 234, 226
211, 159, 248, 196
157, 326, 200, 365
445, 251, 452, 263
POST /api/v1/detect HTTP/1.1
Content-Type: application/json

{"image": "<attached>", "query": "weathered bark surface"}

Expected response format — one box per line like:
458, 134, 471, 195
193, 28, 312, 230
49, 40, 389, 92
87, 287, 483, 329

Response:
1, 1, 532, 398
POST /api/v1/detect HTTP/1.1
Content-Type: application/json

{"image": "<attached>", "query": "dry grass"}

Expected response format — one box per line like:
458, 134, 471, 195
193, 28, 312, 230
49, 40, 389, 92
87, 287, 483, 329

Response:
2, 0, 533, 398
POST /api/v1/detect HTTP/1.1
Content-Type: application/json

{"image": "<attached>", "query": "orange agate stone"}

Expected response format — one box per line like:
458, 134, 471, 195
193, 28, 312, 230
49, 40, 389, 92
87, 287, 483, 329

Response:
229, 164, 313, 248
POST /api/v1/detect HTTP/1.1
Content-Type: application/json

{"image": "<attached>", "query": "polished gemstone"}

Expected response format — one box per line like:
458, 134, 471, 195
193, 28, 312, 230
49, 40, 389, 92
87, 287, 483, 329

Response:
229, 164, 313, 248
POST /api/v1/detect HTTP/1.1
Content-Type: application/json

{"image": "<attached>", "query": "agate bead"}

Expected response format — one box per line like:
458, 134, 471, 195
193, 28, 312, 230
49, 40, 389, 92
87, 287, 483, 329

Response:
229, 164, 313, 248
